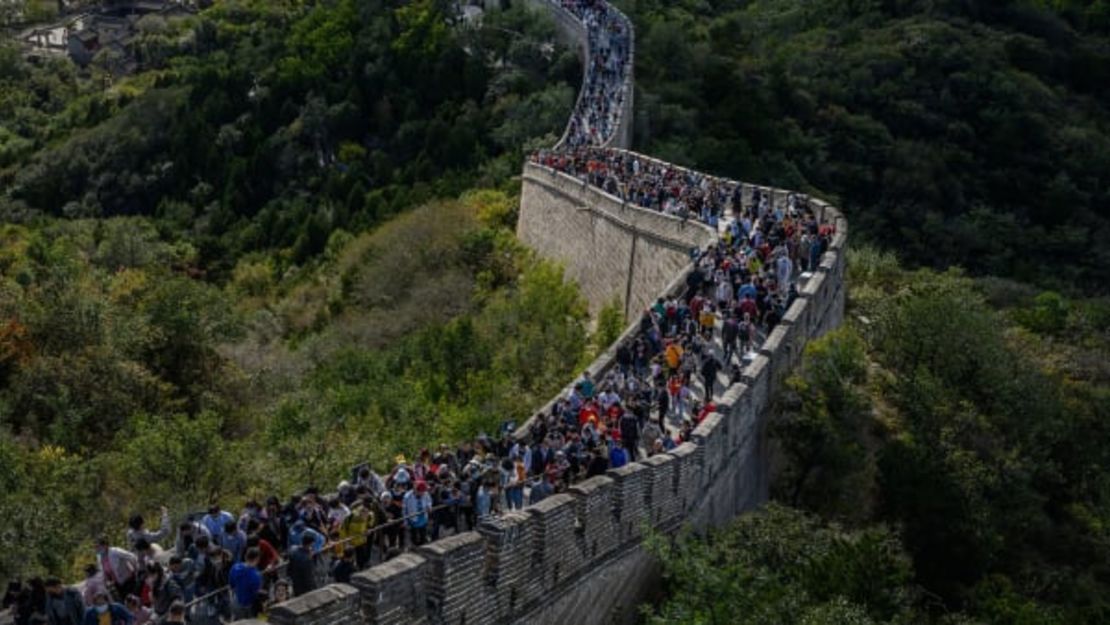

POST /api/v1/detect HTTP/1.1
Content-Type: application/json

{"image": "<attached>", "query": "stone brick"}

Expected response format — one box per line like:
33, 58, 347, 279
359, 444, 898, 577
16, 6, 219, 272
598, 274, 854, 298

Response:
418, 532, 492, 625
742, 354, 772, 418
639, 453, 679, 529
352, 554, 430, 625
606, 462, 650, 543
269, 583, 360, 625
669, 442, 702, 516
527, 494, 584, 593
479, 512, 539, 621
568, 475, 618, 561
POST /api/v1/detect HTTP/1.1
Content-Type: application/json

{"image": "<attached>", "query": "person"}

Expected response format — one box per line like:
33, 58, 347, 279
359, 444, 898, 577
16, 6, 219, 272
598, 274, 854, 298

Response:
339, 504, 373, 570
94, 537, 139, 601
3, 581, 21, 612
287, 533, 317, 597
586, 447, 609, 477
701, 354, 720, 401
161, 601, 186, 625
287, 519, 325, 554
380, 491, 403, 556
80, 567, 107, 608
121, 597, 150, 625
433, 482, 462, 540
130, 540, 159, 572
264, 580, 290, 614
166, 556, 196, 604
721, 314, 739, 364
619, 409, 640, 461
173, 520, 209, 560
237, 501, 263, 532
228, 547, 262, 620
529, 472, 555, 505
608, 440, 628, 469
330, 549, 356, 585
43, 578, 83, 625
200, 505, 235, 546
80, 591, 132, 625
355, 466, 386, 497
143, 563, 181, 619
245, 535, 280, 579
474, 480, 492, 520
221, 520, 248, 563
125, 509, 169, 552
403, 481, 432, 546
503, 456, 526, 511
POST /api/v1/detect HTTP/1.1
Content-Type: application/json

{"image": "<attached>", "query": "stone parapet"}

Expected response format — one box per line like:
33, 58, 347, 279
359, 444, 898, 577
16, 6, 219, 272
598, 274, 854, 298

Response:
230, 0, 848, 620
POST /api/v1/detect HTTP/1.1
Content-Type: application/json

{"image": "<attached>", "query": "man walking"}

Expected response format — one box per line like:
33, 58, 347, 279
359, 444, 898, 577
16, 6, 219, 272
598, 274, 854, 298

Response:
228, 547, 262, 619
288, 534, 317, 597
43, 578, 83, 625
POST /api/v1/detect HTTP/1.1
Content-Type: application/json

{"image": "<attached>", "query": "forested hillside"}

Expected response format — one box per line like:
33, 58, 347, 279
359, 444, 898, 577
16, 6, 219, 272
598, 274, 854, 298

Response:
626, 0, 1110, 622
0, 0, 598, 583
649, 250, 1110, 624
624, 0, 1110, 290
1, 0, 1108, 619
1, 0, 577, 274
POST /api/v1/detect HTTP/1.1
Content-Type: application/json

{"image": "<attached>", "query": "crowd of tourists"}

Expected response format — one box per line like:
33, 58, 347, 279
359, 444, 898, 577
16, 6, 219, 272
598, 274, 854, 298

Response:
0, 1, 839, 623
0, 168, 832, 624
555, 0, 631, 148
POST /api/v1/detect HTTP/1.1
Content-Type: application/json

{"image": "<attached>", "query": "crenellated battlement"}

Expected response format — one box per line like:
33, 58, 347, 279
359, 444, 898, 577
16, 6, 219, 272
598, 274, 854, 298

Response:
230, 0, 847, 622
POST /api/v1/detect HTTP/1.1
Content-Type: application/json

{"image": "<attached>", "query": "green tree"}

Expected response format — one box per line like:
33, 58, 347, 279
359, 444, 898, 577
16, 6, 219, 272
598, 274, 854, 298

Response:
772, 327, 871, 517
645, 505, 918, 625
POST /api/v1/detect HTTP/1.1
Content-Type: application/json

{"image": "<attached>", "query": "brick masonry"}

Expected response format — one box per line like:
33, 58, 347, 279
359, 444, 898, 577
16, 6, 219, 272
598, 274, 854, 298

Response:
225, 0, 848, 621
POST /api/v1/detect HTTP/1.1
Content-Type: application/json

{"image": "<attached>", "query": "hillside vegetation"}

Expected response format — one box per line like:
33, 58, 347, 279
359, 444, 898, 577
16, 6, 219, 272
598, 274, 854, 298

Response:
630, 0, 1110, 622
624, 0, 1110, 290
647, 248, 1110, 624
0, 0, 595, 583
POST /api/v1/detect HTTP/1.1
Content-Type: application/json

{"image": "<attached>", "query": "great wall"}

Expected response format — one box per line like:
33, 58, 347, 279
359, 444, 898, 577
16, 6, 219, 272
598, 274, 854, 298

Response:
219, 0, 848, 623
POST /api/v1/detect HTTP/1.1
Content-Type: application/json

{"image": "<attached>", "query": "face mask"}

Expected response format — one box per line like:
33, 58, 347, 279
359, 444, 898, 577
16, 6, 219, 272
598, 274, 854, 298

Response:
96, 605, 109, 614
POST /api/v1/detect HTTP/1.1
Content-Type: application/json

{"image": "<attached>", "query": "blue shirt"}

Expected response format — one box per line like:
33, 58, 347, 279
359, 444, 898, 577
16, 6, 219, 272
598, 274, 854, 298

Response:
287, 525, 326, 553
475, 487, 491, 518
222, 530, 247, 563
609, 445, 628, 469
228, 562, 262, 608
201, 510, 235, 544
402, 491, 431, 529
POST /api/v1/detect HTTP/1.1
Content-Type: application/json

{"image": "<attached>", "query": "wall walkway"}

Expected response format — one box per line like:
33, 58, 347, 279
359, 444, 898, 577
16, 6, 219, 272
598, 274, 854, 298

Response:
231, 0, 847, 622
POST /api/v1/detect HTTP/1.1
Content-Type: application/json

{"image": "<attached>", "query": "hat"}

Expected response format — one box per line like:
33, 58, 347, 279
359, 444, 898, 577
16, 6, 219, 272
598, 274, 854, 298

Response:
394, 454, 407, 465
415, 481, 428, 493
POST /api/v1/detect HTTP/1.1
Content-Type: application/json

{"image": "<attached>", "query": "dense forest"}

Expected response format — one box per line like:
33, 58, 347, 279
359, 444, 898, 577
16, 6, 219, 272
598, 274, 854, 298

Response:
0, 0, 599, 582
626, 0, 1110, 622
624, 0, 1110, 291
649, 249, 1110, 623
1, 0, 1108, 622
1, 0, 579, 273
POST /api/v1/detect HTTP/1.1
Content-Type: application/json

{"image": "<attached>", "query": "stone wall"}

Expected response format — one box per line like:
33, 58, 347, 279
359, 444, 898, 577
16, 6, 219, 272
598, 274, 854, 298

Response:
519, 0, 634, 150
226, 0, 848, 621
517, 161, 716, 317
231, 199, 846, 624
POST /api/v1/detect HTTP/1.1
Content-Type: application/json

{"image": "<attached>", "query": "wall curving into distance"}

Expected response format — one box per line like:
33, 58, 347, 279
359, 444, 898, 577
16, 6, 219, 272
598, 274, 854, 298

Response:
230, 0, 847, 623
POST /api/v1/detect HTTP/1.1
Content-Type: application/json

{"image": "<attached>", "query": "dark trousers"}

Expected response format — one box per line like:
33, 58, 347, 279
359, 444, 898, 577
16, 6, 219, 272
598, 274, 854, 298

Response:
624, 438, 639, 461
